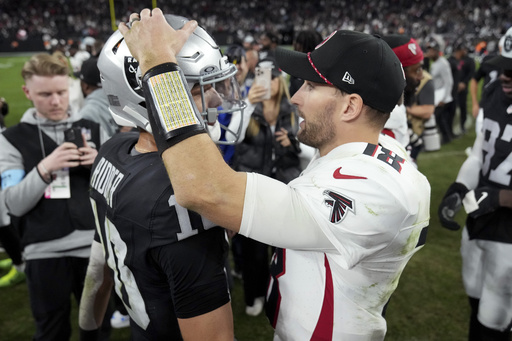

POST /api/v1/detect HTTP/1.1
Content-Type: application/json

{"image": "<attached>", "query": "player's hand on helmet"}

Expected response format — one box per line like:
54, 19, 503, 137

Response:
462, 187, 500, 219
119, 8, 198, 74
438, 182, 469, 231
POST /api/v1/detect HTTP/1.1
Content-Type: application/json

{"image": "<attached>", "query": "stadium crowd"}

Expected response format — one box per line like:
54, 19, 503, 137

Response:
1, 0, 511, 51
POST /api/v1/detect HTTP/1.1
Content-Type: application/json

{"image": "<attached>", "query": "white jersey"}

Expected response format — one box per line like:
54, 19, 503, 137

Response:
384, 103, 410, 148
240, 135, 430, 340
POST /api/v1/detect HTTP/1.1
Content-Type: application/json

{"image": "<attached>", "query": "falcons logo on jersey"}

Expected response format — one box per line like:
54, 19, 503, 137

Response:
323, 190, 355, 223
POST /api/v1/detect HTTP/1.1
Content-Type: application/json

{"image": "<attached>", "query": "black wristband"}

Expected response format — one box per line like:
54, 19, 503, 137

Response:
142, 63, 207, 155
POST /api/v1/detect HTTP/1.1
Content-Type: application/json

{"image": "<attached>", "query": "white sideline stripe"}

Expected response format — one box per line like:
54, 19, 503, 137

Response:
418, 150, 468, 160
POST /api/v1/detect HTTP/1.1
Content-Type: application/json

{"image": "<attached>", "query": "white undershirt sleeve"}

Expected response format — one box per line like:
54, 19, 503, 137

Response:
456, 126, 483, 189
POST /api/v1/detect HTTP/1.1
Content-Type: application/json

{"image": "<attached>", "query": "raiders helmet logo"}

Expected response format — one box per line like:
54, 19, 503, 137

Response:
323, 190, 355, 223
505, 34, 512, 54
124, 56, 143, 96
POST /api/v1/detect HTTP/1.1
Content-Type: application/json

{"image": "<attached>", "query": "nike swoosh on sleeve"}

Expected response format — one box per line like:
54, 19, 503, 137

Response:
333, 167, 367, 180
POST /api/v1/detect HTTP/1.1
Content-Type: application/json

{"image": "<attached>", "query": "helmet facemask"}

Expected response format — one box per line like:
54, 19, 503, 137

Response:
98, 14, 246, 144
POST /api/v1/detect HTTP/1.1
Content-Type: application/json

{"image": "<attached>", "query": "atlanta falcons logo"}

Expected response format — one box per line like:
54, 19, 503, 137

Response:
323, 190, 355, 224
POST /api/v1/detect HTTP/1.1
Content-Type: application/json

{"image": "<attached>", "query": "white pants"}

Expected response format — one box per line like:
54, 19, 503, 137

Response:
461, 227, 512, 331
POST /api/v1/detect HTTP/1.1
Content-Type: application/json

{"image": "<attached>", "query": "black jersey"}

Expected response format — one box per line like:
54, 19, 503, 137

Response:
90, 132, 230, 340
466, 80, 512, 242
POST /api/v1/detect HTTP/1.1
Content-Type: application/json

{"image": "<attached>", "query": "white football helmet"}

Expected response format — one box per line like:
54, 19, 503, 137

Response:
98, 14, 246, 144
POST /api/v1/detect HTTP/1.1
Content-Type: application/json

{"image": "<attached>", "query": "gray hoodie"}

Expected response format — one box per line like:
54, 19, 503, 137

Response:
0, 108, 108, 260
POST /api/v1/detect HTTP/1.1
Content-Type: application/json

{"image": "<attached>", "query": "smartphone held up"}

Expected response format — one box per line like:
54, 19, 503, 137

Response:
64, 127, 84, 148
254, 61, 273, 100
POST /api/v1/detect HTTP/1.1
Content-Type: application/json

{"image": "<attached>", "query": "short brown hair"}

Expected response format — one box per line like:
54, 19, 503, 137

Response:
21, 53, 70, 81
364, 105, 390, 130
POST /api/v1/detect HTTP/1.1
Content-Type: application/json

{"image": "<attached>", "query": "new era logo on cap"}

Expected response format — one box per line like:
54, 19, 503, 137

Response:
342, 72, 355, 84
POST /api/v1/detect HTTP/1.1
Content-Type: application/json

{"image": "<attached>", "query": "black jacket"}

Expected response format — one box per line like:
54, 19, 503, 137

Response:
231, 98, 301, 184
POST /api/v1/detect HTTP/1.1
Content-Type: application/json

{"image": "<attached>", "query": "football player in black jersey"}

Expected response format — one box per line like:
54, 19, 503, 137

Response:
78, 14, 246, 341
439, 27, 512, 341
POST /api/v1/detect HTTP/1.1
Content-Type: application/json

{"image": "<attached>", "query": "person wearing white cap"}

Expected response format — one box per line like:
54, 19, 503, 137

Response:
438, 27, 512, 341
118, 8, 430, 340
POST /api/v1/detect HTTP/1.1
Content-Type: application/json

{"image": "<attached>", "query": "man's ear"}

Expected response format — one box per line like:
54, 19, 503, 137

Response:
340, 93, 363, 122
22, 85, 31, 101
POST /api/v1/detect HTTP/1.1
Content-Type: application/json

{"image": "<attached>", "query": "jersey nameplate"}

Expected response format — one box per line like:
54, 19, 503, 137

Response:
90, 157, 125, 208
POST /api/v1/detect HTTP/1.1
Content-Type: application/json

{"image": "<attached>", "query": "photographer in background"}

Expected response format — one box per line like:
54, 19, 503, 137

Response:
0, 53, 107, 340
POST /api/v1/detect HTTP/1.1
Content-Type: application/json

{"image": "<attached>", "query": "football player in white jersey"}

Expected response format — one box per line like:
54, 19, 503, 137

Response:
119, 9, 431, 340
438, 27, 512, 341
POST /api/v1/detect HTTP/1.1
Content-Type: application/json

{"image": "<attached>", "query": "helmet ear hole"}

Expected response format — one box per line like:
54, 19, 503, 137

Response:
112, 38, 124, 55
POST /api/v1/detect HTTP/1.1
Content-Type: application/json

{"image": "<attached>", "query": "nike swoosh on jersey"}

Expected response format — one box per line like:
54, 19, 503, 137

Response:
333, 167, 367, 180
476, 191, 488, 205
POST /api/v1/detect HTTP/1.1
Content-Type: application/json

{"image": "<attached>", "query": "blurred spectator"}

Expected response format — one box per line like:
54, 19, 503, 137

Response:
289, 30, 324, 97
408, 70, 439, 157
244, 49, 259, 85
242, 35, 258, 51
76, 57, 119, 138
219, 45, 251, 162
425, 39, 455, 144
68, 42, 91, 74
258, 31, 278, 60
91, 38, 105, 58
470, 36, 504, 133
383, 34, 426, 152
82, 36, 95, 55
449, 42, 475, 135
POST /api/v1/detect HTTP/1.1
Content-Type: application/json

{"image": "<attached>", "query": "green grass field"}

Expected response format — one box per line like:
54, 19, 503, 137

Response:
0, 55, 476, 340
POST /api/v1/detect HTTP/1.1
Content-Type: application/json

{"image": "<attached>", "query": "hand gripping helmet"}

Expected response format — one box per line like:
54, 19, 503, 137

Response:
98, 14, 246, 144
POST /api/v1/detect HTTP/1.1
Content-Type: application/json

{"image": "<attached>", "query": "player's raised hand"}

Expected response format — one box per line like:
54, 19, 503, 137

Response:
118, 8, 198, 74
438, 182, 469, 231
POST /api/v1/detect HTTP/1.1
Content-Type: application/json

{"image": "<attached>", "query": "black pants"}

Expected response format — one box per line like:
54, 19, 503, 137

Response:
239, 235, 269, 306
26, 257, 88, 341
0, 224, 23, 265
458, 89, 469, 132
435, 102, 455, 144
